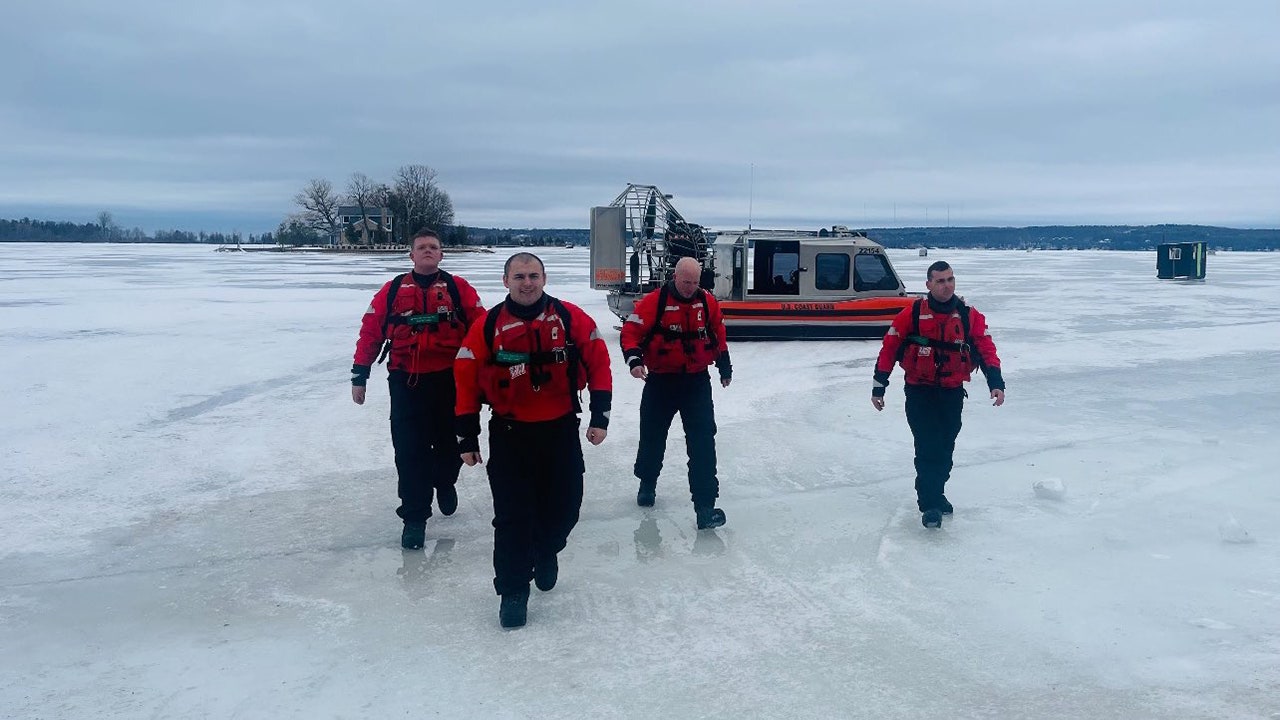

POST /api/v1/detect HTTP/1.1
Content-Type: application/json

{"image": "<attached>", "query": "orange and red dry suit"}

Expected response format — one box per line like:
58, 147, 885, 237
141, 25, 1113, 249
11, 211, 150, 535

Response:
619, 285, 731, 378
454, 295, 613, 435
874, 295, 1005, 515
351, 270, 485, 381
873, 296, 1003, 393
454, 294, 613, 599
620, 283, 732, 511
349, 269, 485, 525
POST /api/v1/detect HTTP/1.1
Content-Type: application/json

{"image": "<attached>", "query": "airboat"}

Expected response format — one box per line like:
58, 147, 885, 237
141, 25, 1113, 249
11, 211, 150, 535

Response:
589, 183, 919, 340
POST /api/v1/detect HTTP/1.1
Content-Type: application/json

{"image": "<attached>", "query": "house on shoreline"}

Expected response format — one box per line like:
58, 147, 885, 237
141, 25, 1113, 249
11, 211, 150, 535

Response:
336, 205, 394, 246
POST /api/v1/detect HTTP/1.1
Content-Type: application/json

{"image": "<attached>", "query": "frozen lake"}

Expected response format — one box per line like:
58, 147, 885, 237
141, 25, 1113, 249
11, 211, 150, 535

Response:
2, 243, 1278, 719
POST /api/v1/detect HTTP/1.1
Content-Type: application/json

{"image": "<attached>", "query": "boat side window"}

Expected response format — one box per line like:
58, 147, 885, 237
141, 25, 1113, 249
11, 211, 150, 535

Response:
853, 253, 900, 291
750, 240, 801, 295
814, 253, 850, 290
769, 252, 800, 294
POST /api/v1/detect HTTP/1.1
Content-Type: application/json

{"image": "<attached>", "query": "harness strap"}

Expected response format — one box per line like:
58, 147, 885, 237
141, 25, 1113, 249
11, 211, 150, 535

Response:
386, 310, 458, 326
904, 335, 970, 352
376, 273, 407, 364
655, 327, 711, 341
491, 348, 573, 367
436, 270, 465, 329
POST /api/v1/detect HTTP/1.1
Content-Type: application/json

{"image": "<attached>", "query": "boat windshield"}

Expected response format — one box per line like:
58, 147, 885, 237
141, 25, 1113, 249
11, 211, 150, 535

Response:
853, 253, 900, 291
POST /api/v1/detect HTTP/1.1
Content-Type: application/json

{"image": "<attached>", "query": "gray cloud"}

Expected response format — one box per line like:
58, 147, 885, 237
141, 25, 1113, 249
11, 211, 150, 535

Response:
2, 0, 1277, 232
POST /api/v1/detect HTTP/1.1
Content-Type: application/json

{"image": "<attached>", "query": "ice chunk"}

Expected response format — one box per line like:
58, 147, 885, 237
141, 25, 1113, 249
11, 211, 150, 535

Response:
1219, 516, 1254, 544
1032, 477, 1066, 501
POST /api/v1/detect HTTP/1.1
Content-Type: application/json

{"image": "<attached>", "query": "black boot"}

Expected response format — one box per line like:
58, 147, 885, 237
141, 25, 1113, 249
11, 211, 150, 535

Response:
918, 496, 954, 515
534, 552, 558, 592
921, 508, 943, 528
499, 591, 529, 628
437, 484, 458, 516
400, 520, 426, 549
695, 506, 726, 530
636, 479, 656, 507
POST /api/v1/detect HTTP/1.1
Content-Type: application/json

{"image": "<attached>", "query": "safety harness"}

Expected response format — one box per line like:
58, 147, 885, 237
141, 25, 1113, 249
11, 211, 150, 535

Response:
641, 284, 718, 358
376, 271, 465, 364
482, 295, 582, 413
899, 297, 983, 379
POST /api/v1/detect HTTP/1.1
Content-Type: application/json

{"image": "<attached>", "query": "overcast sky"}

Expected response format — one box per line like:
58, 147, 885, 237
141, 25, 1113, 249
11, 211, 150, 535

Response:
2, 0, 1278, 233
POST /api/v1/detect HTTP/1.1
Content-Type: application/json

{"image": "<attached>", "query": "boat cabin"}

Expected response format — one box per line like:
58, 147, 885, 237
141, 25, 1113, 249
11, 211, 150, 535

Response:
589, 184, 916, 340
709, 229, 908, 302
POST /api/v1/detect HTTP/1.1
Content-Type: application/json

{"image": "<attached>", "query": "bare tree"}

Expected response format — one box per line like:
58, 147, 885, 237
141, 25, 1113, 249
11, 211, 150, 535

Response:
346, 172, 379, 245
390, 164, 455, 244
96, 210, 116, 241
293, 179, 341, 244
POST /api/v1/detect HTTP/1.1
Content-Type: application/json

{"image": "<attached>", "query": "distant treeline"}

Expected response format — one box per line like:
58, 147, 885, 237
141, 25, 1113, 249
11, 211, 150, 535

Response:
865, 224, 1280, 251
3, 217, 1277, 250
1, 218, 113, 242
460, 224, 1280, 251
0, 218, 257, 245
462, 227, 589, 246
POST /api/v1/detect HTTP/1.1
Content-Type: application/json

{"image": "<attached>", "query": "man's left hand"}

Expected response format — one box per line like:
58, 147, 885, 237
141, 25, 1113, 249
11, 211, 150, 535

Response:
586, 427, 607, 445
991, 389, 1005, 407
721, 377, 732, 388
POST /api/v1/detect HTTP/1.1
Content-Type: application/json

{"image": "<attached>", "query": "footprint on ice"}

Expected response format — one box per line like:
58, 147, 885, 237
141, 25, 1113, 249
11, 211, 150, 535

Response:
1032, 478, 1066, 501
1219, 516, 1254, 544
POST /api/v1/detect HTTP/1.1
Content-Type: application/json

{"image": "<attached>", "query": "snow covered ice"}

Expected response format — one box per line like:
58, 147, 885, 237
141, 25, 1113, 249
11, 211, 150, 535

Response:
2, 244, 1278, 719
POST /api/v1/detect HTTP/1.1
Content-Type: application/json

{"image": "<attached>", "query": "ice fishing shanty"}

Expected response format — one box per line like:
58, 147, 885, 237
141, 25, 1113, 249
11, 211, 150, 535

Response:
1156, 241, 1207, 280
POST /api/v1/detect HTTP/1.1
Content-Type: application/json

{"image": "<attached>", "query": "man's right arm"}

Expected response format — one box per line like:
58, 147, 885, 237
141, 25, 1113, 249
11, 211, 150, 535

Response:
871, 306, 912, 409
351, 281, 391, 403
619, 291, 654, 379
454, 319, 489, 463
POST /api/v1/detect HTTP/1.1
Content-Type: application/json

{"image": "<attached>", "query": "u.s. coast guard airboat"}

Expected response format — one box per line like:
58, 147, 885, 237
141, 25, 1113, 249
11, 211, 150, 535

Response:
589, 184, 918, 340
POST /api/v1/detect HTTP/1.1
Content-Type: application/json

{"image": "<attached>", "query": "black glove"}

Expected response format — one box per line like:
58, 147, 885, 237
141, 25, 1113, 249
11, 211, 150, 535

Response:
455, 413, 481, 454
872, 370, 889, 398
983, 365, 1005, 392
351, 364, 371, 387
715, 350, 732, 382
588, 389, 612, 430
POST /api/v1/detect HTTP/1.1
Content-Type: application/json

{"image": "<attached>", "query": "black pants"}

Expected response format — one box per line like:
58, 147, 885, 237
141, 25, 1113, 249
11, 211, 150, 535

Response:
904, 384, 965, 512
486, 414, 585, 596
633, 371, 719, 507
388, 369, 462, 523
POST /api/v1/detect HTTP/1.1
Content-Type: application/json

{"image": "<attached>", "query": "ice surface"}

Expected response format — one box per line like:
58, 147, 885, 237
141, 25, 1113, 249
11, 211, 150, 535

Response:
1033, 477, 1067, 501
1220, 515, 1255, 545
2, 244, 1278, 719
